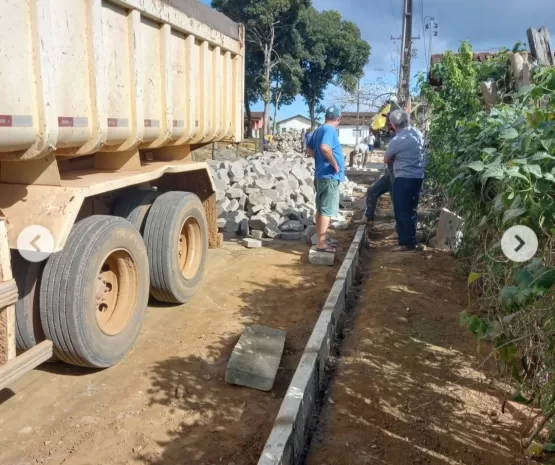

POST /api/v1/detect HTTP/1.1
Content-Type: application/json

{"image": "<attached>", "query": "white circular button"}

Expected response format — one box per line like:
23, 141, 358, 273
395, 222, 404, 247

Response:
501, 225, 538, 262
17, 225, 55, 263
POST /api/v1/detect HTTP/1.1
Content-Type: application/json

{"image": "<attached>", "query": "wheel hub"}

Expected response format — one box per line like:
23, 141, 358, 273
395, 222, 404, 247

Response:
95, 250, 138, 336
178, 217, 202, 280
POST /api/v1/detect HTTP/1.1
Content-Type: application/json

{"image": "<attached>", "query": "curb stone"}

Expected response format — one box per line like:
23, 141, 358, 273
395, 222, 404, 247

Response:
257, 225, 366, 465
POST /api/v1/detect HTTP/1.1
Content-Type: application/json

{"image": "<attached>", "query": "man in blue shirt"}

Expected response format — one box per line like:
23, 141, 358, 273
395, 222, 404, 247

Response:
306, 106, 345, 253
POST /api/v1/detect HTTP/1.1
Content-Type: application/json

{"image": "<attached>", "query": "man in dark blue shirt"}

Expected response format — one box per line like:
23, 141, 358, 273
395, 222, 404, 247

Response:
306, 106, 345, 253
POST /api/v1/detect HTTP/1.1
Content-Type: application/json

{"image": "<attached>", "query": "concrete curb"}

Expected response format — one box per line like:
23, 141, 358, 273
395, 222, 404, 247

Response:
257, 225, 366, 465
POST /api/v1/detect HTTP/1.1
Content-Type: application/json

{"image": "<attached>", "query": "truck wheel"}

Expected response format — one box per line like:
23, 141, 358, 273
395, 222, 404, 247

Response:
143, 192, 208, 304
12, 252, 46, 352
40, 216, 150, 368
112, 190, 160, 233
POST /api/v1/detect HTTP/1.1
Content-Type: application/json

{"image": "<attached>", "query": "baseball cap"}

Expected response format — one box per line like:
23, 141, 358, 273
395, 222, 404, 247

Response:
325, 106, 342, 120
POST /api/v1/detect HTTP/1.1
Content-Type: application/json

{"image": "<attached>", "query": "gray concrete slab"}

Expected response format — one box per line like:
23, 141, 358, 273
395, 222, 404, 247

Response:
309, 247, 335, 266
241, 238, 262, 248
225, 325, 286, 391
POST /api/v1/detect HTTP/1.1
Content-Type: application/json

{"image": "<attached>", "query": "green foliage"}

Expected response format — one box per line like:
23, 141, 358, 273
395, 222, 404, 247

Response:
271, 54, 302, 110
297, 8, 370, 126
212, 0, 309, 131
425, 42, 555, 428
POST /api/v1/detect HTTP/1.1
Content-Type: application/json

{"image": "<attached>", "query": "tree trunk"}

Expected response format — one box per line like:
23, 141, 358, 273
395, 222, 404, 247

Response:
263, 56, 271, 137
262, 27, 275, 138
272, 100, 278, 135
309, 100, 316, 129
272, 83, 282, 135
245, 101, 252, 139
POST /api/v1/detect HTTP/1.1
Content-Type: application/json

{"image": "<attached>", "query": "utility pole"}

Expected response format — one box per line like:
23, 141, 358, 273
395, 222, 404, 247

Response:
355, 78, 360, 147
425, 17, 439, 75
398, 0, 413, 110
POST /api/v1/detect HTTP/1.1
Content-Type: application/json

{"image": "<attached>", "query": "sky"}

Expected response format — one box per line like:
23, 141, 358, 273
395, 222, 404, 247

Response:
201, 0, 555, 121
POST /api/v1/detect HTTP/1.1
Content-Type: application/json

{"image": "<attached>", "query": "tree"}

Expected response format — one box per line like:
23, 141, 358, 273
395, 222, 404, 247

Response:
298, 8, 371, 127
271, 54, 302, 134
244, 51, 264, 137
329, 78, 396, 112
212, 0, 309, 137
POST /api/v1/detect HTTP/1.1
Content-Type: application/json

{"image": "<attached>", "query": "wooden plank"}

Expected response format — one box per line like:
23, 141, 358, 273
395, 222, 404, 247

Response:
527, 27, 555, 66
0, 219, 16, 362
0, 279, 17, 308
0, 341, 53, 391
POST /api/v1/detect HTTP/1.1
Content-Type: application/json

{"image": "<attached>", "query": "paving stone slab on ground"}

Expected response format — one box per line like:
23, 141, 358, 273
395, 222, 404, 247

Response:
225, 325, 287, 391
242, 238, 262, 248
281, 231, 302, 240
309, 247, 335, 266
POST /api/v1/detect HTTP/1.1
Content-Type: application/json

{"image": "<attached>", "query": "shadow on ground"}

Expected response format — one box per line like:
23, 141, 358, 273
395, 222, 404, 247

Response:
306, 223, 528, 465
134, 228, 359, 465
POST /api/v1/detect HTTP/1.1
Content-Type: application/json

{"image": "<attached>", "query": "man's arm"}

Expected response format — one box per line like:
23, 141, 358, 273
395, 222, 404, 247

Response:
306, 147, 315, 158
320, 144, 339, 172
320, 127, 339, 172
384, 137, 398, 165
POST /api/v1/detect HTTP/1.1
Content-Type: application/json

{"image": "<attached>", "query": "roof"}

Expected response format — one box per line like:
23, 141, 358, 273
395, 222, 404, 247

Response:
341, 112, 376, 118
247, 112, 264, 119
277, 114, 312, 125
337, 111, 376, 126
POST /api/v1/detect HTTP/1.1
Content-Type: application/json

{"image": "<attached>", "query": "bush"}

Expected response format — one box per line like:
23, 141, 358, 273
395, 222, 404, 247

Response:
422, 42, 555, 448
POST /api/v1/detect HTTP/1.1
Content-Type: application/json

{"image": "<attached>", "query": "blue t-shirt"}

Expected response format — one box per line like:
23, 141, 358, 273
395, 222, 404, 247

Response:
308, 124, 345, 181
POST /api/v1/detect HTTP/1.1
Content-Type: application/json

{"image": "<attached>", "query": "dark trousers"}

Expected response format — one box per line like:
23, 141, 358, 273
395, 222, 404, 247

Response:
349, 151, 355, 167
393, 177, 423, 249
364, 170, 393, 221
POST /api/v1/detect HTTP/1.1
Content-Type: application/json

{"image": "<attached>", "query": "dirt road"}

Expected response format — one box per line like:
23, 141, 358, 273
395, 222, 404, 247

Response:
307, 214, 529, 465
0, 231, 355, 465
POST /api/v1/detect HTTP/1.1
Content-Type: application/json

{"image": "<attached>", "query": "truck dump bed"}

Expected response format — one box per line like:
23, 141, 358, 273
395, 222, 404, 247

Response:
0, 0, 244, 161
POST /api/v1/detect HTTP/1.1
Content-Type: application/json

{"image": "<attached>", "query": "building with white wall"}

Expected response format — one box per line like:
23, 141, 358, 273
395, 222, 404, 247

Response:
276, 115, 312, 133
336, 112, 376, 146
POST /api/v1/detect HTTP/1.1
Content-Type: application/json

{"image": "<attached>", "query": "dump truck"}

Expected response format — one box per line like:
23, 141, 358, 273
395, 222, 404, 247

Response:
0, 0, 244, 388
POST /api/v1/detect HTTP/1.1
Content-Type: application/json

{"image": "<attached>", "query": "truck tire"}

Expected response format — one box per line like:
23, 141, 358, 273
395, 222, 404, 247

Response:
40, 215, 150, 368
12, 253, 46, 352
143, 191, 208, 304
112, 190, 160, 233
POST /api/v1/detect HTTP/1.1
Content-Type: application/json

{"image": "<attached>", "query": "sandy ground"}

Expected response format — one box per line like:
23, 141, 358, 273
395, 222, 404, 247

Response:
0, 230, 356, 465
306, 199, 532, 465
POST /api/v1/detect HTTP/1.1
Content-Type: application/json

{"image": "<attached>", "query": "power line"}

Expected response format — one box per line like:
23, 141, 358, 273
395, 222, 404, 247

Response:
428, 0, 470, 42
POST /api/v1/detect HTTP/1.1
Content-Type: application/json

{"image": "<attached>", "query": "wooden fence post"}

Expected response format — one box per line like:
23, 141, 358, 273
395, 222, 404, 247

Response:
527, 27, 555, 66
480, 80, 498, 111
509, 52, 532, 89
